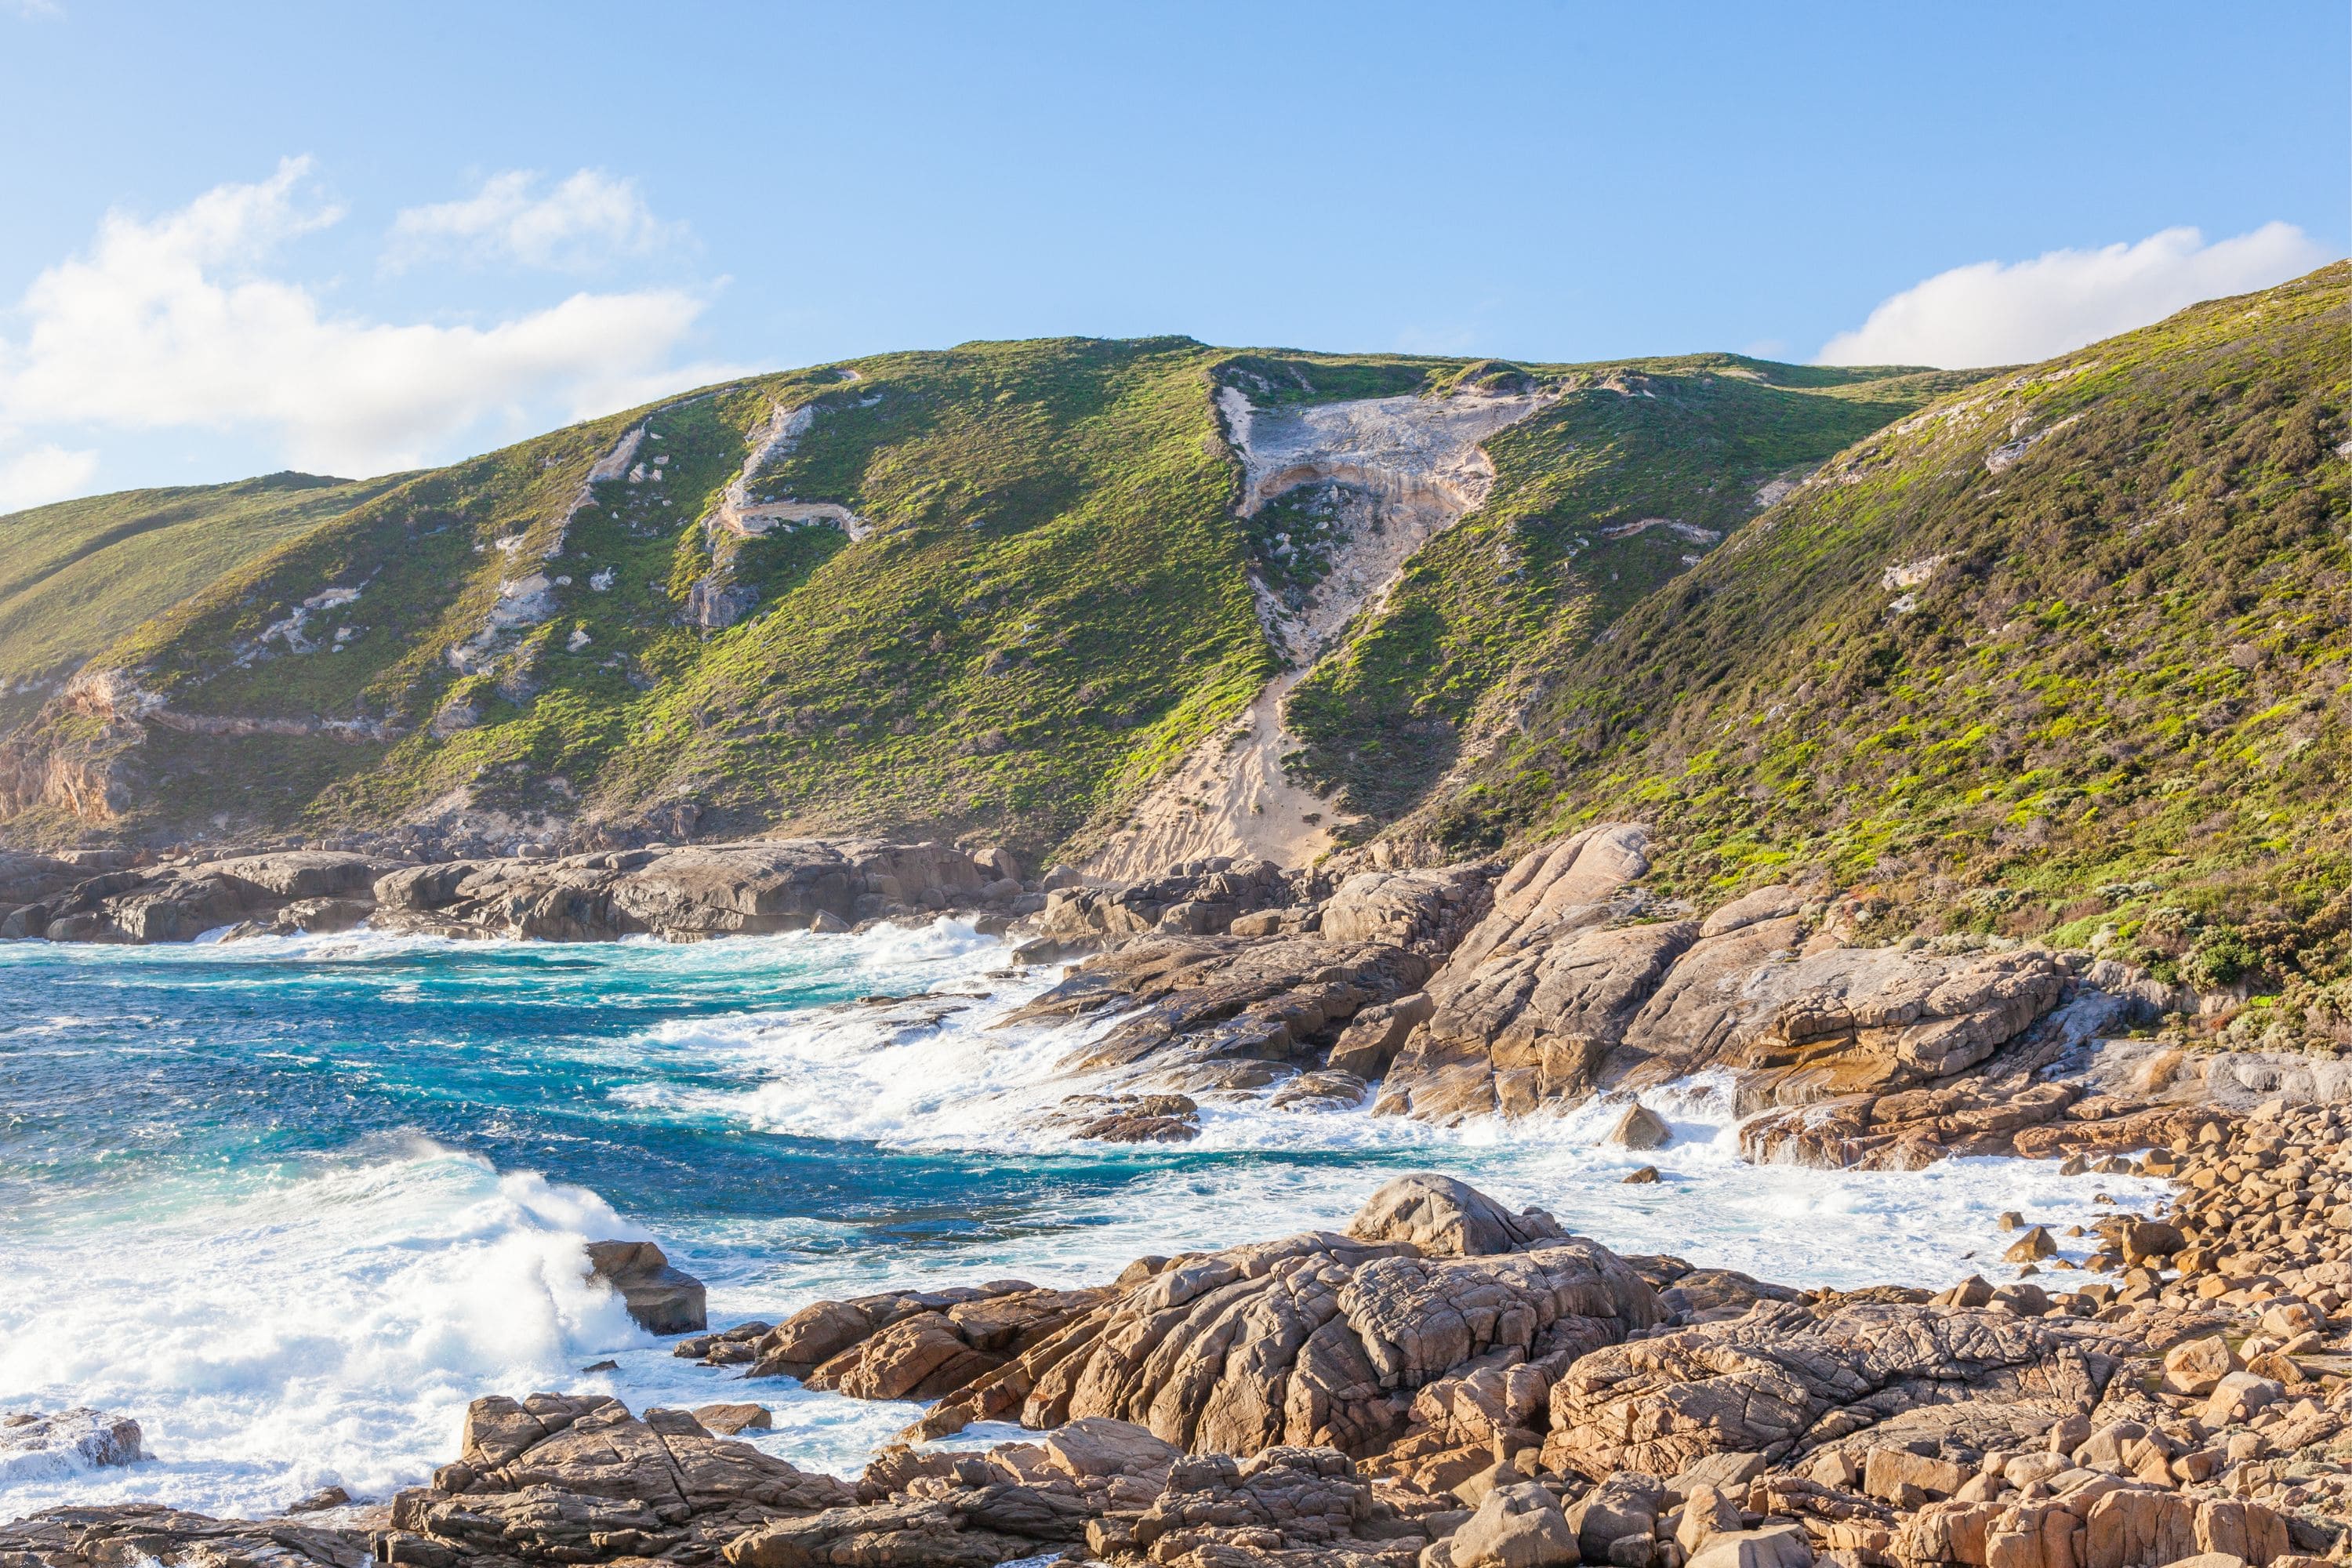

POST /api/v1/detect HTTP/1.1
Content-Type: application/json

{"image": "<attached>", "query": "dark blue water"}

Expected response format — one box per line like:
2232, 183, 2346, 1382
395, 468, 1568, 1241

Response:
2, 922, 1423, 1268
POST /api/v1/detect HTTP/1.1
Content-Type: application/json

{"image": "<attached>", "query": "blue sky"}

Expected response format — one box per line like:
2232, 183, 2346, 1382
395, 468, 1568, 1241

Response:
1, 1, 2344, 504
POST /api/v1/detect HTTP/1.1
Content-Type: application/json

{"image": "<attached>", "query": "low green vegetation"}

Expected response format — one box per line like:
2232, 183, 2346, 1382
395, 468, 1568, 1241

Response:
1283, 358, 1983, 824
7, 331, 1969, 860
25, 257, 2339, 968
1417, 263, 2352, 1040
4, 340, 1276, 855
0, 471, 394, 730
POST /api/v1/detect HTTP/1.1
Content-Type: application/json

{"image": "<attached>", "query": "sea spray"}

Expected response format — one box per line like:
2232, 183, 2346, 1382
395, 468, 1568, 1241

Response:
0, 924, 2166, 1519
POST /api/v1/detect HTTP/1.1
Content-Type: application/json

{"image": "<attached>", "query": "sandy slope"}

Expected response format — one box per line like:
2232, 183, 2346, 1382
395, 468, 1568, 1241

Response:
1084, 385, 1546, 879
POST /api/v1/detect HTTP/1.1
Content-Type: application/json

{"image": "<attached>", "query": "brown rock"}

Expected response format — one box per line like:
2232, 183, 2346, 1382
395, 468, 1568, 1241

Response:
1567, 1471, 1663, 1563
584, 1240, 706, 1334
2005, 1227, 2057, 1263
808, 1312, 999, 1401
1544, 1301, 2114, 1479
1686, 1523, 1814, 1568
1327, 992, 1435, 1078
2201, 1370, 2283, 1427
693, 1403, 771, 1436
1345, 1173, 1565, 1257
1676, 1483, 1744, 1555
2162, 1335, 2240, 1398
1862, 1446, 1966, 1502
1605, 1103, 1671, 1150
1374, 826, 1673, 1122
1439, 1480, 1579, 1568
1319, 864, 1496, 953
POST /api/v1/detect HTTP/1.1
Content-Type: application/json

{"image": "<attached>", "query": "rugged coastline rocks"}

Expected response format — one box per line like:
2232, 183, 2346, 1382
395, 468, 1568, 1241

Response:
0, 1408, 147, 1472
726, 1174, 1659, 1464
586, 1242, 709, 1336
16, 1156, 2348, 1568
1009, 828, 2137, 1136
5, 813, 2310, 1171
1, 848, 394, 942
0, 838, 1019, 944
1029, 857, 1299, 947
1001, 930, 1432, 1102
1739, 1085, 2240, 1173
1366, 825, 2071, 1124
16, 826, 2352, 1566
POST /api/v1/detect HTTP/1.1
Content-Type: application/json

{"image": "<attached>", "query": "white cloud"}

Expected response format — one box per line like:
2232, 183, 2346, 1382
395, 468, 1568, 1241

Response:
0, 158, 734, 478
388, 169, 686, 271
0, 444, 100, 512
1817, 223, 2333, 368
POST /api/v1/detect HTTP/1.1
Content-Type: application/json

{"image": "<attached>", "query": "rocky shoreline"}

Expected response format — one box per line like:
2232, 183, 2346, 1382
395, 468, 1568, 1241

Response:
0, 837, 1034, 945
9, 1136, 2349, 1568
9, 824, 2352, 1566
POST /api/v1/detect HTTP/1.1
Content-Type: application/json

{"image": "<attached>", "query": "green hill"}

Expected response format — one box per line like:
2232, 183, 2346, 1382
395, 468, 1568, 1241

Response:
1282, 358, 1984, 820
1410, 263, 2352, 1031
0, 471, 396, 731
0, 339, 1959, 856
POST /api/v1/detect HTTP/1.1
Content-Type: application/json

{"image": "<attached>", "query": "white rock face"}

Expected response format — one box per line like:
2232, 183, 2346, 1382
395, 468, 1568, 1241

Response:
1086, 383, 1549, 880
488, 573, 558, 630
710, 401, 872, 542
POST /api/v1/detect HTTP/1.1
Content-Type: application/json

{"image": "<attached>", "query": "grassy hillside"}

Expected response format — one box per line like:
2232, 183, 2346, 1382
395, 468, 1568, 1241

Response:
5, 340, 1277, 851
0, 472, 394, 731
0, 337, 1960, 861
1416, 263, 2352, 1039
1279, 357, 1984, 824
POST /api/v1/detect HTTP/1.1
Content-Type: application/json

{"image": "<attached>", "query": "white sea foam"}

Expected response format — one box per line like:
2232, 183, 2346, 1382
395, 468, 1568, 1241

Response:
2, 920, 2172, 1522
616, 967, 2169, 1298
0, 1145, 649, 1519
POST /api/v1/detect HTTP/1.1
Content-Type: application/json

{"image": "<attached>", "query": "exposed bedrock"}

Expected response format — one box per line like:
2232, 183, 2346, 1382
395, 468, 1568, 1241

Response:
1367, 825, 2069, 1126
1028, 856, 1302, 949
1030, 824, 2106, 1137
0, 837, 1023, 944
738, 1174, 1661, 1465
1539, 1300, 2123, 1479
372, 838, 1000, 942
1, 847, 394, 942
586, 1240, 709, 1336
18, 1140, 2352, 1568
1738, 1086, 2241, 1173
1002, 929, 1434, 1102
1083, 383, 1552, 881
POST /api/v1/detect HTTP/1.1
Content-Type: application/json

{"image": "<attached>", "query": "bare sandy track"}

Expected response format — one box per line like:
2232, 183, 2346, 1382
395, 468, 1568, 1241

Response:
1083, 384, 1547, 880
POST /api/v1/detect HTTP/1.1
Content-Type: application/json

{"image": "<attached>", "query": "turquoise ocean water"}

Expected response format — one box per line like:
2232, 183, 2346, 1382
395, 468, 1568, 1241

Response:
0, 921, 2158, 1518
